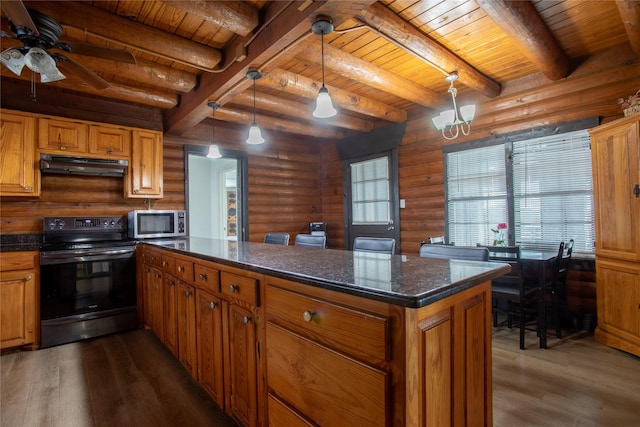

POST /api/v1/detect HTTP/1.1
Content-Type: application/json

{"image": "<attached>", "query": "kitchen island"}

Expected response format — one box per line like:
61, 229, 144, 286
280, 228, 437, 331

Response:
138, 238, 510, 426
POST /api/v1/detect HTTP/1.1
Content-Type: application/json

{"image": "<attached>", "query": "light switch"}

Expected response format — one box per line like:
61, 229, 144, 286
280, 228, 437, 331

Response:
400, 199, 406, 208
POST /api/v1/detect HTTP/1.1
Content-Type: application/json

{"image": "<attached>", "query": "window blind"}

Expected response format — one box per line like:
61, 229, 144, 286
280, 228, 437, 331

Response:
512, 130, 594, 252
351, 157, 391, 224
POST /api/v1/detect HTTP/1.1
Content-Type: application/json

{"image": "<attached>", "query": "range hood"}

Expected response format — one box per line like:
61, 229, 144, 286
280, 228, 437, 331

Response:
40, 154, 128, 177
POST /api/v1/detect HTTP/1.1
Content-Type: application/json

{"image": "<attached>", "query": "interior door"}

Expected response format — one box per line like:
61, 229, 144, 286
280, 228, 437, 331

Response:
344, 152, 400, 251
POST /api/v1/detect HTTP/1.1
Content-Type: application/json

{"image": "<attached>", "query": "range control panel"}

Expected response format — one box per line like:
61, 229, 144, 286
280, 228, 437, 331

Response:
44, 217, 126, 232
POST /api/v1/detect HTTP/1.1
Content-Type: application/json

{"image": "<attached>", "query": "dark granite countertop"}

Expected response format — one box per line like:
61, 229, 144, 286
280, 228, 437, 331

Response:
0, 234, 43, 252
143, 237, 510, 308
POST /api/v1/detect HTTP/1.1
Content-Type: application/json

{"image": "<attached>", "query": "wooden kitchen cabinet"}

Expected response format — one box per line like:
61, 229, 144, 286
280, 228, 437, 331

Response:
590, 115, 640, 356
140, 247, 164, 342
0, 111, 39, 196
0, 251, 38, 350
38, 116, 89, 154
221, 271, 260, 427
88, 124, 131, 158
126, 129, 163, 198
196, 289, 225, 407
163, 273, 179, 357
177, 280, 197, 378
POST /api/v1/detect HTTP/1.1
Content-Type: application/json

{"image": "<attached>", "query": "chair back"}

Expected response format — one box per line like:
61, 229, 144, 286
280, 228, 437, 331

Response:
428, 235, 446, 244
553, 239, 574, 282
353, 237, 395, 254
264, 232, 290, 245
483, 245, 523, 284
294, 234, 326, 248
419, 244, 489, 261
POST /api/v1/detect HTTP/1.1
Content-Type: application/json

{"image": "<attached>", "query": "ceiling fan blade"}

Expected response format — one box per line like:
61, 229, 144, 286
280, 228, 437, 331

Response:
62, 40, 136, 64
2, 0, 38, 36
56, 55, 110, 90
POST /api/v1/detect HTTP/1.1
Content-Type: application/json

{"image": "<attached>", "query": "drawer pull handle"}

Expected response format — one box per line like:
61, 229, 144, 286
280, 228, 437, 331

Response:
199, 273, 207, 280
184, 290, 191, 297
209, 301, 216, 309
178, 266, 184, 272
303, 311, 314, 322
25, 275, 32, 281
242, 316, 250, 324
229, 284, 238, 293
169, 280, 175, 286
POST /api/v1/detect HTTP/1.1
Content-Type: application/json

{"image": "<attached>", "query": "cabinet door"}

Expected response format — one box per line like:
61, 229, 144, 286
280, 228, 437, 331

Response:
196, 290, 224, 407
225, 302, 257, 427
177, 281, 197, 378
0, 112, 39, 196
596, 258, 640, 351
591, 119, 640, 261
38, 117, 88, 154
149, 266, 164, 341
126, 129, 163, 198
88, 124, 130, 158
163, 274, 178, 357
0, 269, 36, 349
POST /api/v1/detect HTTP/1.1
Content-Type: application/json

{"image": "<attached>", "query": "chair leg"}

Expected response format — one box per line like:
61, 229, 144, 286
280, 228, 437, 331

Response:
519, 298, 526, 350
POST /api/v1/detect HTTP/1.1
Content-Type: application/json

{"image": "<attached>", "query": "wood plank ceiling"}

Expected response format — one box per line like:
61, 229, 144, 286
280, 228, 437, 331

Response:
1, 0, 638, 140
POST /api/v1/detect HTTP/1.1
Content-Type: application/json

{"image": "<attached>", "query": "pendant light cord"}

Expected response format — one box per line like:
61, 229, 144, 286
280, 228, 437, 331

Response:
253, 78, 257, 122
321, 31, 326, 88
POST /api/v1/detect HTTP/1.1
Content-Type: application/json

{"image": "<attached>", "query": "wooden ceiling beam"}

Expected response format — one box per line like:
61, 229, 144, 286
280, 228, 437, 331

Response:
163, 0, 378, 136
616, 0, 640, 57
262, 68, 407, 123
356, 3, 501, 98
230, 91, 375, 132
295, 42, 447, 107
214, 107, 348, 140
27, 1, 222, 71
161, 0, 259, 37
0, 72, 177, 109
477, 0, 570, 81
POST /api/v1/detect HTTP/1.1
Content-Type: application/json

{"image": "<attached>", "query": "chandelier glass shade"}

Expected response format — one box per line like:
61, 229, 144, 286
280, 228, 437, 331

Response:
432, 72, 476, 140
206, 101, 222, 159
246, 69, 265, 145
312, 16, 337, 119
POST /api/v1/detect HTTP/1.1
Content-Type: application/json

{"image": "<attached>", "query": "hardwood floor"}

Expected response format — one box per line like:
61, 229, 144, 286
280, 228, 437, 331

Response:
492, 326, 640, 427
1, 329, 239, 427
2, 327, 639, 426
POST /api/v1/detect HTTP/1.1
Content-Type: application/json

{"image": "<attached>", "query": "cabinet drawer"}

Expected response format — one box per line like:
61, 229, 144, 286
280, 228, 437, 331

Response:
194, 263, 220, 293
265, 285, 390, 363
174, 255, 194, 282
143, 248, 162, 268
0, 251, 37, 271
266, 323, 389, 427
267, 394, 315, 427
161, 254, 175, 273
221, 272, 258, 307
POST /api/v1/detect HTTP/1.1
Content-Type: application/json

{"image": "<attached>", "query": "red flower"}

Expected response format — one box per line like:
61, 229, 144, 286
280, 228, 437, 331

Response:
497, 223, 508, 230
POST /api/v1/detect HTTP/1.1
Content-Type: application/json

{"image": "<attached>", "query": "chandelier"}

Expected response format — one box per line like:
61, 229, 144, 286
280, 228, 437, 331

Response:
431, 72, 476, 140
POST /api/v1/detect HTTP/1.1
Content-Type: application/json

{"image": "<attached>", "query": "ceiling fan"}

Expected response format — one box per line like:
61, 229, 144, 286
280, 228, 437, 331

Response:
0, 1, 135, 90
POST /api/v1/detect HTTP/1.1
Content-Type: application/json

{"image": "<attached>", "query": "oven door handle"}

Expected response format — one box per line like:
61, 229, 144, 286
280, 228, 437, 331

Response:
40, 248, 135, 264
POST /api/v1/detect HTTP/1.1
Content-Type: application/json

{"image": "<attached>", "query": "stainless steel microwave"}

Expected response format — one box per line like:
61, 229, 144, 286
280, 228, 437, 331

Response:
128, 210, 186, 239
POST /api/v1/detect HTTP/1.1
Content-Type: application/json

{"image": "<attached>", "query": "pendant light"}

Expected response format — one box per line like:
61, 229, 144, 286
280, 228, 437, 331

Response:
206, 101, 222, 159
312, 16, 337, 119
431, 72, 476, 140
246, 69, 265, 145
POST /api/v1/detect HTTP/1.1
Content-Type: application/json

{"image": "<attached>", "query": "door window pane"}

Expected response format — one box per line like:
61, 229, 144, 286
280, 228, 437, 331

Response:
351, 157, 391, 225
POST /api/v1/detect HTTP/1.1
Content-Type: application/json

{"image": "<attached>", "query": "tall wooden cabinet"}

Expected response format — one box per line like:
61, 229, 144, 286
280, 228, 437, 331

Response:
126, 129, 163, 198
0, 111, 39, 196
589, 115, 640, 357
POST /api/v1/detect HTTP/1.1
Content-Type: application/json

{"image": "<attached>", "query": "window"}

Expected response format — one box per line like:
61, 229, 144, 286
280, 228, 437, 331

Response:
351, 157, 391, 225
445, 130, 594, 253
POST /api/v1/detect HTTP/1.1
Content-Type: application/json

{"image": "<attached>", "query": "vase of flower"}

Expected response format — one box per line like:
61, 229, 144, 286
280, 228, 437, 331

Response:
491, 223, 508, 246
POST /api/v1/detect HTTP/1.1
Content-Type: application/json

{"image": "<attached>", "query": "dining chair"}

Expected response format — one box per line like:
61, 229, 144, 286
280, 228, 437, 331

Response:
484, 245, 539, 350
545, 239, 574, 339
264, 232, 290, 245
294, 234, 326, 248
353, 237, 395, 254
419, 244, 489, 261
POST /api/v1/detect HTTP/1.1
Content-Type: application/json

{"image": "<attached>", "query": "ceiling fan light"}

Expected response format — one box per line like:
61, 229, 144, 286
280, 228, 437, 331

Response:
206, 144, 222, 159
313, 86, 337, 118
246, 122, 265, 145
0, 48, 25, 76
460, 104, 476, 122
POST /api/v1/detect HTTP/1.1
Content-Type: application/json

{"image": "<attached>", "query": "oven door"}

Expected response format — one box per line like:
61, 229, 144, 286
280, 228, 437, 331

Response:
40, 246, 137, 348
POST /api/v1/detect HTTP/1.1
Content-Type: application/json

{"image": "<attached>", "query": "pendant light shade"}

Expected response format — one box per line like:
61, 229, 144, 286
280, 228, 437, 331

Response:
206, 101, 222, 159
246, 69, 265, 145
312, 16, 337, 119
